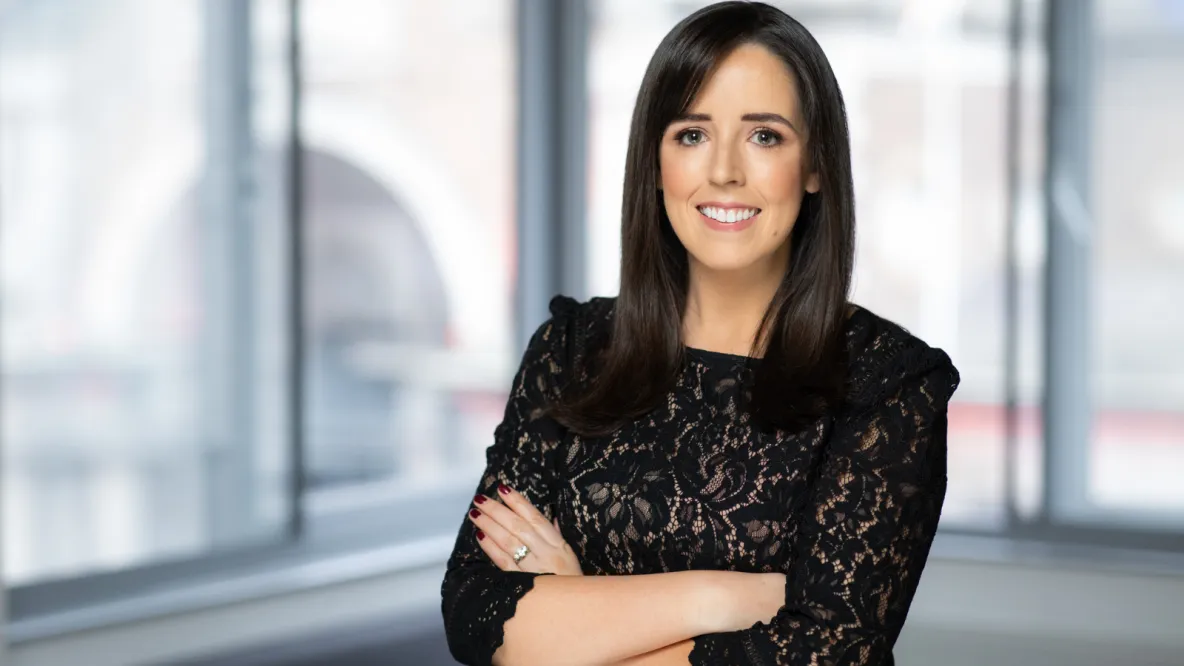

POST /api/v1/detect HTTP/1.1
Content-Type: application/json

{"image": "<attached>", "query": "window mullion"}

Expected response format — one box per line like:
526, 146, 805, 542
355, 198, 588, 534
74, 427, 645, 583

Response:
1043, 0, 1095, 523
514, 0, 588, 353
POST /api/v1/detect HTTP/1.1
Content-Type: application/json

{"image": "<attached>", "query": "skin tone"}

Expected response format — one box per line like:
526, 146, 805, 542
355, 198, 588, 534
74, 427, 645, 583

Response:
660, 43, 819, 357
468, 484, 584, 576
469, 42, 818, 572
464, 44, 813, 665
469, 484, 782, 665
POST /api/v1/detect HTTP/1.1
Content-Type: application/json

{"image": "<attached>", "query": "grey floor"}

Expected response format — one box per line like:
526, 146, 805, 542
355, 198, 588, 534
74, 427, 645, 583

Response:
168, 611, 1184, 666
167, 611, 456, 666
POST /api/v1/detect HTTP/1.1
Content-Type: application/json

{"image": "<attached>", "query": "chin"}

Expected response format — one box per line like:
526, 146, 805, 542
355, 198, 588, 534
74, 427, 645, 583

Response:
686, 247, 766, 273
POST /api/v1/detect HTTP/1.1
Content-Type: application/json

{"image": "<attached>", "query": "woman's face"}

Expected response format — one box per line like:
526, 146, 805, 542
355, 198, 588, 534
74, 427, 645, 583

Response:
659, 43, 819, 277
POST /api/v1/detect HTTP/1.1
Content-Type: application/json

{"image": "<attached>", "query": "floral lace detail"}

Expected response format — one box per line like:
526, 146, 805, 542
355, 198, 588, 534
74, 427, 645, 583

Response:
441, 296, 959, 666
439, 298, 571, 666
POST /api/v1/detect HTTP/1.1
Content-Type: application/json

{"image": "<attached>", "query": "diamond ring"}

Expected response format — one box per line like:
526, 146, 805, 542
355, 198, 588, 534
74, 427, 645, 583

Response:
512, 544, 531, 564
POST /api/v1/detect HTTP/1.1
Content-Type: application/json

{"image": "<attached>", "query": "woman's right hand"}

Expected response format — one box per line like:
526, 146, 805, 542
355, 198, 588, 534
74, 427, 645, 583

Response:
468, 484, 584, 576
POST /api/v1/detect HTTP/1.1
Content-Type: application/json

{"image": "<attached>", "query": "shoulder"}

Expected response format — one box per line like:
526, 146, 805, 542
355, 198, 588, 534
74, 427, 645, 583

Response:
543, 294, 616, 353
842, 304, 961, 413
521, 295, 616, 379
522, 295, 612, 348
547, 294, 615, 329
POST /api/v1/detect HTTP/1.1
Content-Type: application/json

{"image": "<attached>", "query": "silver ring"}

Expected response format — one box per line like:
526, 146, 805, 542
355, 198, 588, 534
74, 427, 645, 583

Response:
512, 544, 530, 564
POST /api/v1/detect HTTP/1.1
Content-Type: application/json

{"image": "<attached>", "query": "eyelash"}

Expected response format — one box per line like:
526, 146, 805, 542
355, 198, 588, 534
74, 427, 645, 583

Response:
672, 127, 784, 148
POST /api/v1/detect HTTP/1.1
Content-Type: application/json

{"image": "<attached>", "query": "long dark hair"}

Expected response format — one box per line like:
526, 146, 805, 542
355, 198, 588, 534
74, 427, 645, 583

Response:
552, 1, 855, 437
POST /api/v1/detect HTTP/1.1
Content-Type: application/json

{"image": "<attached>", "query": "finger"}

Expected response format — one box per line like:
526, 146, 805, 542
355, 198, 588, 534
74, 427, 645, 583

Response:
478, 492, 562, 551
472, 494, 528, 537
496, 483, 565, 548
471, 499, 554, 574
549, 517, 573, 552
471, 500, 548, 563
472, 524, 520, 571
470, 504, 525, 559
479, 538, 519, 571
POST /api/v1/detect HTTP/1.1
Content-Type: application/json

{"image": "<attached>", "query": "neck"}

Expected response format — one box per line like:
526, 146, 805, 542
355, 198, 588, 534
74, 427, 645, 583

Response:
682, 248, 789, 358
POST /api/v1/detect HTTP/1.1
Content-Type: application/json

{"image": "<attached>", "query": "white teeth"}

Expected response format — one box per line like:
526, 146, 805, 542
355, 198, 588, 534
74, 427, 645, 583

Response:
698, 206, 759, 223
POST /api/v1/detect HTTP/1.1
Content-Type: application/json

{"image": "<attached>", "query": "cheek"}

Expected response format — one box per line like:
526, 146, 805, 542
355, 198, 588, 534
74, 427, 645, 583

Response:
751, 158, 807, 244
659, 145, 701, 202
750, 157, 805, 203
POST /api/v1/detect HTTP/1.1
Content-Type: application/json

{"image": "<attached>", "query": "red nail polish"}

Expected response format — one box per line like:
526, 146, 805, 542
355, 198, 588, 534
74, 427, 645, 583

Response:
476, 530, 485, 541
469, 508, 481, 519
498, 483, 512, 495
473, 495, 486, 504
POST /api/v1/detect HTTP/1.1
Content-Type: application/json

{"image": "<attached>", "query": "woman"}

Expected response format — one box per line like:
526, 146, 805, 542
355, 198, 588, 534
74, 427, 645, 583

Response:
441, 2, 959, 665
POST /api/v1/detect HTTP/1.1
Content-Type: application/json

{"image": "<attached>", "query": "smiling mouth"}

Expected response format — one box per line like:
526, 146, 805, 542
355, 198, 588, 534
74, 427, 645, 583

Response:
696, 205, 761, 224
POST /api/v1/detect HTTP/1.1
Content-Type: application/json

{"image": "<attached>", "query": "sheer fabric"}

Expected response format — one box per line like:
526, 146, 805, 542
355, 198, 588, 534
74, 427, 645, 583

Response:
441, 295, 959, 666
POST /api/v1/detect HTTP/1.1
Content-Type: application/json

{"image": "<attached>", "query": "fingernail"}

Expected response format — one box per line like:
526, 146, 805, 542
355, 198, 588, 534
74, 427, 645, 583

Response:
476, 530, 485, 541
473, 495, 486, 504
469, 508, 481, 519
498, 483, 512, 495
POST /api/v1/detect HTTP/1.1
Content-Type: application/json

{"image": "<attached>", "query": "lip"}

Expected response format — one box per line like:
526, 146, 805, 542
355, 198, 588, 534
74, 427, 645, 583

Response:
696, 202, 761, 232
697, 201, 760, 210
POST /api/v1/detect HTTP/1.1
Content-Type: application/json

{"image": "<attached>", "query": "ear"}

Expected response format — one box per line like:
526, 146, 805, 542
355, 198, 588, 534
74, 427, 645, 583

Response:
805, 171, 820, 194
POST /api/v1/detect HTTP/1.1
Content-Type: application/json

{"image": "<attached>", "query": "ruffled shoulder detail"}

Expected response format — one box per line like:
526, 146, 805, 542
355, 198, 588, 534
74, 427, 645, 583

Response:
546, 294, 616, 386
547, 293, 582, 318
843, 306, 961, 414
547, 294, 615, 331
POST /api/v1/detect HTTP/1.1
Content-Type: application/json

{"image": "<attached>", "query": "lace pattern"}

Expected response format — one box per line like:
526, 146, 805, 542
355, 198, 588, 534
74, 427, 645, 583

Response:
440, 295, 959, 666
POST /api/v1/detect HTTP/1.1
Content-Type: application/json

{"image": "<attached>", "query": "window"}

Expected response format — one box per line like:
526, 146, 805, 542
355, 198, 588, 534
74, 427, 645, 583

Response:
2, 0, 519, 629
0, 0, 293, 586
296, 0, 518, 522
1, 0, 520, 591
1052, 0, 1184, 525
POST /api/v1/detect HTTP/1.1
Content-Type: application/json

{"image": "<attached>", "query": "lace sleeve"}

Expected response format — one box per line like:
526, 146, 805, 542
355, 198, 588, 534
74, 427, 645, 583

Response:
690, 347, 960, 666
440, 297, 577, 666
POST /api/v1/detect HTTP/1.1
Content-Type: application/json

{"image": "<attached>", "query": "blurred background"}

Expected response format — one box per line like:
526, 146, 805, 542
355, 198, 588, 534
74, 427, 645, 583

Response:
0, 0, 1181, 664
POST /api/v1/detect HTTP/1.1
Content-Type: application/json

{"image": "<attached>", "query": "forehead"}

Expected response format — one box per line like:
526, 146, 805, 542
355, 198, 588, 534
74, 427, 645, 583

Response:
687, 43, 800, 116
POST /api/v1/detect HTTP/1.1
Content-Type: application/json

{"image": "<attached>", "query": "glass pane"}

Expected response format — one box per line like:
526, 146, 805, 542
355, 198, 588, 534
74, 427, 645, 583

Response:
587, 0, 1031, 527
298, 0, 517, 514
1087, 0, 1184, 521
0, 0, 293, 586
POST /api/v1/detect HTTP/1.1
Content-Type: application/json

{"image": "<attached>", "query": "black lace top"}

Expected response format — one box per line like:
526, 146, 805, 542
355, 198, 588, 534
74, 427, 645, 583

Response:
441, 295, 960, 666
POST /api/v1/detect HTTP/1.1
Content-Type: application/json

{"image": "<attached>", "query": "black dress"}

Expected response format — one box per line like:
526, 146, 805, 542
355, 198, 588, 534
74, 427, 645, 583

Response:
441, 295, 960, 666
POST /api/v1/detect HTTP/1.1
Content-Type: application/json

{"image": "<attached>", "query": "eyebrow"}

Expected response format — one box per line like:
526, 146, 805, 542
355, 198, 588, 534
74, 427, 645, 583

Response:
672, 112, 798, 133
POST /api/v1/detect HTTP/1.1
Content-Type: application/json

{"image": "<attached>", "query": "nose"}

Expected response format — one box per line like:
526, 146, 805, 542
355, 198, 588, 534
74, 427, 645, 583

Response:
708, 140, 744, 187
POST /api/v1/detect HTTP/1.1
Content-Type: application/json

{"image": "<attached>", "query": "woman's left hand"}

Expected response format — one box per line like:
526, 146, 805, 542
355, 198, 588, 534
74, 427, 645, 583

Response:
468, 483, 584, 576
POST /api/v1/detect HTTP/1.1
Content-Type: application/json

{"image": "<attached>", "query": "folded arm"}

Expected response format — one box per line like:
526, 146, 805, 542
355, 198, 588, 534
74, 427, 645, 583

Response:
441, 299, 783, 666
496, 569, 782, 666
687, 353, 960, 666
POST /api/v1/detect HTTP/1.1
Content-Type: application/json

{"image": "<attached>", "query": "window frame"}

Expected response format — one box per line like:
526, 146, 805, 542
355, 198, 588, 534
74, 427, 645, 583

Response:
938, 0, 1184, 548
2, 0, 587, 641
5, 0, 1184, 651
